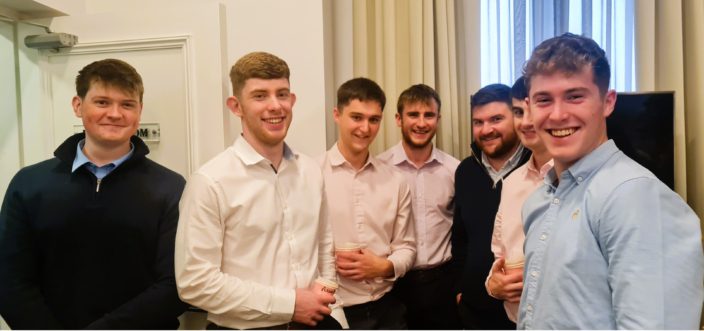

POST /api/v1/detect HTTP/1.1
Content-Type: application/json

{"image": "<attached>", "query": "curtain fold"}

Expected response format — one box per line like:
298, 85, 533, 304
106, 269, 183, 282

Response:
334, 0, 472, 158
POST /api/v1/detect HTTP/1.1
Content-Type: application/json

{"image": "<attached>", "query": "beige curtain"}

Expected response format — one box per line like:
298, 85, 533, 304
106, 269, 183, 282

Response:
634, 0, 704, 220
331, 0, 480, 159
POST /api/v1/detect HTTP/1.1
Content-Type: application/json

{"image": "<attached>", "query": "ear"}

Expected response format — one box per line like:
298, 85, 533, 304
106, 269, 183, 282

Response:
290, 92, 297, 108
226, 96, 242, 118
333, 107, 341, 124
395, 112, 402, 128
602, 89, 617, 118
72, 96, 83, 118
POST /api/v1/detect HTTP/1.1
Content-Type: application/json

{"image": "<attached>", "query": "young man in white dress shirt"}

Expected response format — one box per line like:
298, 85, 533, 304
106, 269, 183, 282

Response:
175, 52, 339, 330
377, 84, 461, 329
319, 77, 416, 329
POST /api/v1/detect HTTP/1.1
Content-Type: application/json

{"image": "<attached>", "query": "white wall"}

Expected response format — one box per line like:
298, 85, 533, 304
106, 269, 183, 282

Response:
224, 0, 330, 156
0, 20, 20, 205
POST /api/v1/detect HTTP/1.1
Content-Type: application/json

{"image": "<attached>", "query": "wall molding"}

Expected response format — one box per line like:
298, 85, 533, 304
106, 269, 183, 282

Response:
44, 35, 196, 175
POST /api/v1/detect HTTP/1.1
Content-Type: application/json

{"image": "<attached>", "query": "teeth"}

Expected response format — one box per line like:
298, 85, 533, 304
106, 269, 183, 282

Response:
551, 128, 575, 137
265, 118, 283, 124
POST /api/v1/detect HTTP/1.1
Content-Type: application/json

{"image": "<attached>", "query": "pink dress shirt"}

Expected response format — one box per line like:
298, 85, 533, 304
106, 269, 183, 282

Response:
377, 142, 460, 269
318, 143, 416, 306
488, 155, 552, 322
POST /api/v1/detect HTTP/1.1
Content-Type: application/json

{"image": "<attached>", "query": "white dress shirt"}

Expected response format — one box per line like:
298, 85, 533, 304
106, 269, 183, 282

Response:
318, 143, 416, 306
175, 137, 335, 329
377, 142, 459, 269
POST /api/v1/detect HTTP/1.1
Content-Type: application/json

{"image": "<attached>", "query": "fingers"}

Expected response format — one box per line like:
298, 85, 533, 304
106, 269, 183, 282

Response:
491, 258, 505, 272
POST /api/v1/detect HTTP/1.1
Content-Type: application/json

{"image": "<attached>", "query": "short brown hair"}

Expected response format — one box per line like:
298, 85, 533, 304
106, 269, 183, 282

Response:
336, 77, 386, 111
75, 59, 144, 102
397, 84, 441, 115
523, 33, 610, 96
229, 52, 290, 97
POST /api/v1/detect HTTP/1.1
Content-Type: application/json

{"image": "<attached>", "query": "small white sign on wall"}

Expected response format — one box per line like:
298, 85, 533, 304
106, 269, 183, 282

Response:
73, 123, 161, 143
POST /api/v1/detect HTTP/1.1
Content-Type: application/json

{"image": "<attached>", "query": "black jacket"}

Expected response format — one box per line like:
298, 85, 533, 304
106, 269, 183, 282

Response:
451, 143, 531, 328
0, 133, 188, 329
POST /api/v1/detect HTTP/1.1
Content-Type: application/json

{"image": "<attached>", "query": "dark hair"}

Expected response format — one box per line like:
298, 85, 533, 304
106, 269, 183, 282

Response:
336, 77, 386, 111
511, 76, 528, 100
470, 83, 512, 111
523, 32, 610, 96
75, 59, 144, 102
230, 51, 290, 97
396, 84, 441, 114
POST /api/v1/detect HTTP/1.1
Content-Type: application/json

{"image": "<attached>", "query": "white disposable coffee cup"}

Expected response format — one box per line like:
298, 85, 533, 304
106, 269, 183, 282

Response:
335, 242, 364, 252
504, 259, 524, 276
315, 277, 339, 294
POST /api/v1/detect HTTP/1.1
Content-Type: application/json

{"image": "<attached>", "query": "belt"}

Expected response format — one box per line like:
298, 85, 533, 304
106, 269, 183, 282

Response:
403, 261, 451, 283
207, 322, 306, 330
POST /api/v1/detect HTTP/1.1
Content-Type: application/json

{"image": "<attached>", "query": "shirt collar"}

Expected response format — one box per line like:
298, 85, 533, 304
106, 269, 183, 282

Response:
544, 139, 619, 187
387, 141, 442, 167
481, 144, 525, 175
526, 155, 554, 179
71, 139, 134, 173
233, 135, 297, 166
329, 142, 377, 171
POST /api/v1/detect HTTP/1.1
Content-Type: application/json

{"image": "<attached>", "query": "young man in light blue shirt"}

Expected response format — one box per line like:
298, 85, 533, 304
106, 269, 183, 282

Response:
518, 32, 703, 329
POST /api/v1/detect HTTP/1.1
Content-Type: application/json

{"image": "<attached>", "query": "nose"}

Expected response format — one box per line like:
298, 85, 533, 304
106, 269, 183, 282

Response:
106, 104, 122, 119
266, 96, 283, 112
548, 101, 568, 122
359, 120, 370, 133
417, 116, 428, 128
479, 122, 494, 136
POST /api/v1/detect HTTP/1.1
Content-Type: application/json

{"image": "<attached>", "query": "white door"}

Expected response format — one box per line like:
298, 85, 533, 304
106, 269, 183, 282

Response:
45, 39, 192, 177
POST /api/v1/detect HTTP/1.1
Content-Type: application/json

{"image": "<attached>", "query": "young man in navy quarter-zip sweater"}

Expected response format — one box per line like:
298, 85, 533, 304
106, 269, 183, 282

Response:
451, 83, 531, 330
0, 59, 187, 329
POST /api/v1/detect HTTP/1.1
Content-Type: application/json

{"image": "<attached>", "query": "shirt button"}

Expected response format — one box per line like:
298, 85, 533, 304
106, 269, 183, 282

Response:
553, 198, 560, 204
530, 271, 539, 278
577, 176, 583, 182
539, 233, 547, 241
526, 304, 533, 311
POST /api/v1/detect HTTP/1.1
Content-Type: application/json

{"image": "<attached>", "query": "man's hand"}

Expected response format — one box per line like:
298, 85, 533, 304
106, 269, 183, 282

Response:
292, 288, 335, 326
335, 248, 394, 280
456, 293, 462, 305
486, 258, 523, 303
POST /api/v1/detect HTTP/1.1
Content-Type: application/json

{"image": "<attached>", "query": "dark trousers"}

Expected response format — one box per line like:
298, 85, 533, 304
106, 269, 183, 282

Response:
206, 315, 341, 330
457, 299, 516, 330
343, 293, 407, 329
390, 262, 462, 329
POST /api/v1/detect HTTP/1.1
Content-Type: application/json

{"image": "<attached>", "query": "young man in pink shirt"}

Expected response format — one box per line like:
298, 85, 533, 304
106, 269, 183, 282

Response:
484, 76, 552, 322
319, 77, 416, 329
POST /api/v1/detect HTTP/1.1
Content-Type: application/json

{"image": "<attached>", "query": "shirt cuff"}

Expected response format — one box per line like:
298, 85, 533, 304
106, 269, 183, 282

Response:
270, 288, 296, 321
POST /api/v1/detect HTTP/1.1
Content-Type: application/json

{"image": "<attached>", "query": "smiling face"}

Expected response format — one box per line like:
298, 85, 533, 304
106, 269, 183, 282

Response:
528, 67, 616, 174
334, 99, 383, 159
512, 98, 545, 154
72, 81, 142, 150
227, 77, 295, 151
472, 101, 519, 159
396, 100, 439, 149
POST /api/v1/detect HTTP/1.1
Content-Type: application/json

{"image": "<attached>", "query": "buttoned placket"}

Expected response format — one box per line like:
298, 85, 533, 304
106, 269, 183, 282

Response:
523, 183, 561, 329
272, 160, 303, 288
414, 168, 428, 265
351, 164, 373, 290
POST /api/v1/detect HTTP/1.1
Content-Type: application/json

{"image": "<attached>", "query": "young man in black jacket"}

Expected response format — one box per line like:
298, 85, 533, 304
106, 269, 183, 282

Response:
0, 59, 188, 329
451, 83, 531, 329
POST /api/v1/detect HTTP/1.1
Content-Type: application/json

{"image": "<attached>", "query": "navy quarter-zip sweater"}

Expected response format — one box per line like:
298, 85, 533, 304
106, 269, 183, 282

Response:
0, 133, 188, 329
451, 143, 530, 329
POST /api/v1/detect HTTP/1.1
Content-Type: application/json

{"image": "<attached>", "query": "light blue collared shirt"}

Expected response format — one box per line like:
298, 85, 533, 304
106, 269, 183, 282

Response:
518, 139, 703, 329
72, 139, 134, 179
